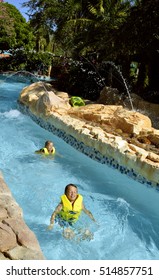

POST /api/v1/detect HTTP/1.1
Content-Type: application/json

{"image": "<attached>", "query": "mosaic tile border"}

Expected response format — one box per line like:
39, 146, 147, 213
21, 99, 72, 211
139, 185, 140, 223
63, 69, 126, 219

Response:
18, 103, 159, 190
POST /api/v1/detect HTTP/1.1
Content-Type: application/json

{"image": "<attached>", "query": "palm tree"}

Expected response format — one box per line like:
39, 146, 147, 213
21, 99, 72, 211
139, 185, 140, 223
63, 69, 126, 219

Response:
24, 0, 130, 56
53, 0, 131, 58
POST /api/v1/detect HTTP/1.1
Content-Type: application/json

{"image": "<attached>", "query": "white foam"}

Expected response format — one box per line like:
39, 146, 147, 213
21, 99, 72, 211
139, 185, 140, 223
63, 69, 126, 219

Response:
117, 197, 130, 207
2, 109, 21, 118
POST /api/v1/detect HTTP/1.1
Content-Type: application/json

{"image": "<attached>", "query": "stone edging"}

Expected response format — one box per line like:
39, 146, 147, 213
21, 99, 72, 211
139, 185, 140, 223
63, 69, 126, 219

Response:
0, 172, 45, 260
18, 103, 159, 189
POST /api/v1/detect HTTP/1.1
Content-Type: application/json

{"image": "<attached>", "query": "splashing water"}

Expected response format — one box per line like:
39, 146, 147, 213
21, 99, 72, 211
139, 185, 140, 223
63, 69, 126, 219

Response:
79, 57, 134, 110
99, 61, 134, 111
1, 70, 53, 97
3, 70, 40, 83
2, 70, 54, 84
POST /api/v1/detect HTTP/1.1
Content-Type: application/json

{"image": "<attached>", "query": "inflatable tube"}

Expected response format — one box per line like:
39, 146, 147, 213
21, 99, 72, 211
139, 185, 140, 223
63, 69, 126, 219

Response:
70, 96, 85, 107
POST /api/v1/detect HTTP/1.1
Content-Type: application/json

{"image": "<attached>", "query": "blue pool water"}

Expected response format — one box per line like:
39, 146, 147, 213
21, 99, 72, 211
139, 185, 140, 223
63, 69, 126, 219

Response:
0, 76, 159, 260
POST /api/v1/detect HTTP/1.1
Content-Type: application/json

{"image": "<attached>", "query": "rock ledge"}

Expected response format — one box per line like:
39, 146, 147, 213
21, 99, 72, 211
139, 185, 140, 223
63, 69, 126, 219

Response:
18, 82, 159, 187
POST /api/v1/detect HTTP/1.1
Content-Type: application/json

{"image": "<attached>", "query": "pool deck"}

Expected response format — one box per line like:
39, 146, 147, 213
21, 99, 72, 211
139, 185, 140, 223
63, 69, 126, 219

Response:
0, 172, 45, 260
18, 82, 159, 189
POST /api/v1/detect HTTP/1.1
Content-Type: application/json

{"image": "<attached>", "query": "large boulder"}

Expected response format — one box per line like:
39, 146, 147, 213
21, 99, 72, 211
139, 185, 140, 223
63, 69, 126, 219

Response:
19, 82, 52, 106
112, 107, 152, 134
19, 82, 71, 116
36, 90, 71, 116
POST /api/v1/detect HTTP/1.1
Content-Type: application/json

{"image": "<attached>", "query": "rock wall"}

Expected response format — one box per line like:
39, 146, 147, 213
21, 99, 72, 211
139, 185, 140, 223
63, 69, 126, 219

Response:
0, 172, 45, 260
98, 87, 159, 129
18, 82, 159, 187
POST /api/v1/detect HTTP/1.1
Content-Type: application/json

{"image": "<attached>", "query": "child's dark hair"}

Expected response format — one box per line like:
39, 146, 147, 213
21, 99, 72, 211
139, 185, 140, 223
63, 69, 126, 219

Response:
45, 140, 53, 147
64, 184, 78, 194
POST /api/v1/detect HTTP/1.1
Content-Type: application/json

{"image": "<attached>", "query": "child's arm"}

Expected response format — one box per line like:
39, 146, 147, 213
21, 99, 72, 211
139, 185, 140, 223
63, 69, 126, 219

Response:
82, 203, 96, 222
35, 148, 45, 154
48, 203, 62, 230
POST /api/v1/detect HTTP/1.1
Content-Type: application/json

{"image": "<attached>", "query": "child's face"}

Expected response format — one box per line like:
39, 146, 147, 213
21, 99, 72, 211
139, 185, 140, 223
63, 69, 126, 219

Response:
47, 142, 53, 150
66, 186, 78, 202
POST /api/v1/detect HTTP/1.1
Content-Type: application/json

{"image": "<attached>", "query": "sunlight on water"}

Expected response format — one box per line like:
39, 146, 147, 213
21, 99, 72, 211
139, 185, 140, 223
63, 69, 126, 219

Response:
0, 76, 159, 260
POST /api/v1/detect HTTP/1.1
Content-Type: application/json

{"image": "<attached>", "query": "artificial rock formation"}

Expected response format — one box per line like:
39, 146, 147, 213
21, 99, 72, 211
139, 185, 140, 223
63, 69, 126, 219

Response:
0, 172, 45, 260
98, 86, 159, 129
19, 82, 159, 187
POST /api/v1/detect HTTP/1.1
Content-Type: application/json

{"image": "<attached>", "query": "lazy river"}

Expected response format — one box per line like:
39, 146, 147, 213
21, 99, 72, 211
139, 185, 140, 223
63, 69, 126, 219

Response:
0, 75, 159, 260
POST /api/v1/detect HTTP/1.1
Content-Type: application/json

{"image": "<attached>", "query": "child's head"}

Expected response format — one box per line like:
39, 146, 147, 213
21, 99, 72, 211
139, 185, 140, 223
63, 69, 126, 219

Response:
65, 184, 78, 202
45, 140, 53, 150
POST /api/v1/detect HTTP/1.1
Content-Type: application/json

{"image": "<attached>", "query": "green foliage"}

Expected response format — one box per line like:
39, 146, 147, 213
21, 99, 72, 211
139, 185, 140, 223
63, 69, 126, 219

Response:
114, 0, 159, 95
8, 50, 53, 73
0, 3, 15, 50
21, 0, 131, 58
0, 2, 35, 51
1, 0, 159, 99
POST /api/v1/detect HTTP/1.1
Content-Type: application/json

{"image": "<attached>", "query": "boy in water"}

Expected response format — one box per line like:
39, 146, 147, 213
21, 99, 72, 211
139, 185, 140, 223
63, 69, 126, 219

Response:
35, 140, 55, 155
48, 183, 96, 239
